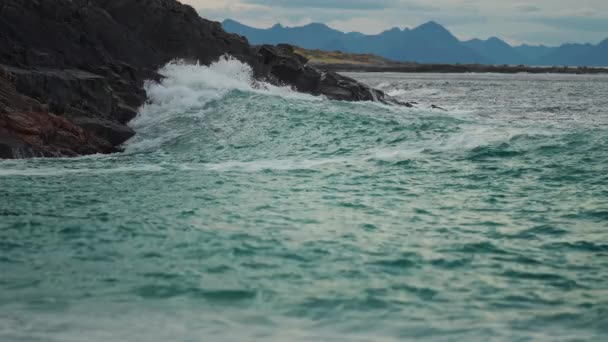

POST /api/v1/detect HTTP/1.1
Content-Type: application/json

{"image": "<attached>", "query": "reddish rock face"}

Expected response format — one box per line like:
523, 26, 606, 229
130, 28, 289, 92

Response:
0, 74, 116, 158
0, 111, 116, 158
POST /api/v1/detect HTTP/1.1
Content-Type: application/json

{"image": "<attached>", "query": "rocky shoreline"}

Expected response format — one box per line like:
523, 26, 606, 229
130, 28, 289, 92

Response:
0, 0, 398, 159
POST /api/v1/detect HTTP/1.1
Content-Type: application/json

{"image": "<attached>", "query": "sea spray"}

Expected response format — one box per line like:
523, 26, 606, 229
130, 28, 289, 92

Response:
127, 56, 319, 152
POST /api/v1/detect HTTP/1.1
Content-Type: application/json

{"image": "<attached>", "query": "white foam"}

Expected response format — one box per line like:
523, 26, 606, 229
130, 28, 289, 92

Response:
386, 88, 444, 98
133, 56, 319, 127
126, 56, 318, 152
0, 164, 165, 177
202, 157, 350, 172
374, 124, 557, 162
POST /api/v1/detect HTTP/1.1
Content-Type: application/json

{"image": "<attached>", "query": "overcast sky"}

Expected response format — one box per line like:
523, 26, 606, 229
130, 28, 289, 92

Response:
182, 0, 608, 46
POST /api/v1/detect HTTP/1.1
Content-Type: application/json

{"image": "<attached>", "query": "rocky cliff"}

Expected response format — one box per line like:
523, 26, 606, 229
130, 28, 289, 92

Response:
0, 0, 396, 159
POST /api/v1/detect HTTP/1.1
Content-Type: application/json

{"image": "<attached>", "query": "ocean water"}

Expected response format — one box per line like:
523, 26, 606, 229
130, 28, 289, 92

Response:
1, 58, 608, 341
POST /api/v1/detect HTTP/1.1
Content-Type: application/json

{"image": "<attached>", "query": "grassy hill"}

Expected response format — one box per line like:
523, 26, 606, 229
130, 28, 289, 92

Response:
293, 48, 401, 66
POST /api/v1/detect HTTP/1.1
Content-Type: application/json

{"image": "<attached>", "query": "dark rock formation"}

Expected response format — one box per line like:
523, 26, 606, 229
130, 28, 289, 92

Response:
0, 0, 394, 159
256, 44, 399, 103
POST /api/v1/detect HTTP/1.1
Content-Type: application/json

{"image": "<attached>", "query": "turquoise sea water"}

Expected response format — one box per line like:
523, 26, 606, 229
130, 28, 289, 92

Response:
1, 60, 608, 341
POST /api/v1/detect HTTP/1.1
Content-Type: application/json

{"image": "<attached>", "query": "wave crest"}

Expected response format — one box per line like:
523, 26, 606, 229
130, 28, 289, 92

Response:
126, 56, 316, 152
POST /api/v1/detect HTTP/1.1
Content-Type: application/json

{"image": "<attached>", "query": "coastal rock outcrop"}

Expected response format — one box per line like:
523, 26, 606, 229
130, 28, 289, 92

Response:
0, 0, 395, 159
256, 44, 390, 102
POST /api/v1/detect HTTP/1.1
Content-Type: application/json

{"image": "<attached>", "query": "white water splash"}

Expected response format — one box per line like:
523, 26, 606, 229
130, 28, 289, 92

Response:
126, 56, 318, 152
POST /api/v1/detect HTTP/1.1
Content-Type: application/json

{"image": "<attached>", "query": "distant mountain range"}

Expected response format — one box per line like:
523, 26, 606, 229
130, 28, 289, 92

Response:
223, 19, 608, 67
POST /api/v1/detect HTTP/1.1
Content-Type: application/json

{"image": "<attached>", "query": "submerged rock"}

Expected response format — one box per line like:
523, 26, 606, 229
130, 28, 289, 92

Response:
0, 0, 403, 159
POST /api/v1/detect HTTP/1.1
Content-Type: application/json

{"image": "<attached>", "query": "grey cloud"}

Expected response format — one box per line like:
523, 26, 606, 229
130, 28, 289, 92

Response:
241, 0, 435, 11
243, 0, 396, 10
537, 16, 608, 32
190, 0, 608, 45
515, 4, 541, 13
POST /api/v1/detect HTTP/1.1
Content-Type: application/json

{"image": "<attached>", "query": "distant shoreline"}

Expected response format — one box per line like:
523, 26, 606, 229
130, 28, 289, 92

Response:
293, 47, 608, 75
312, 63, 608, 75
